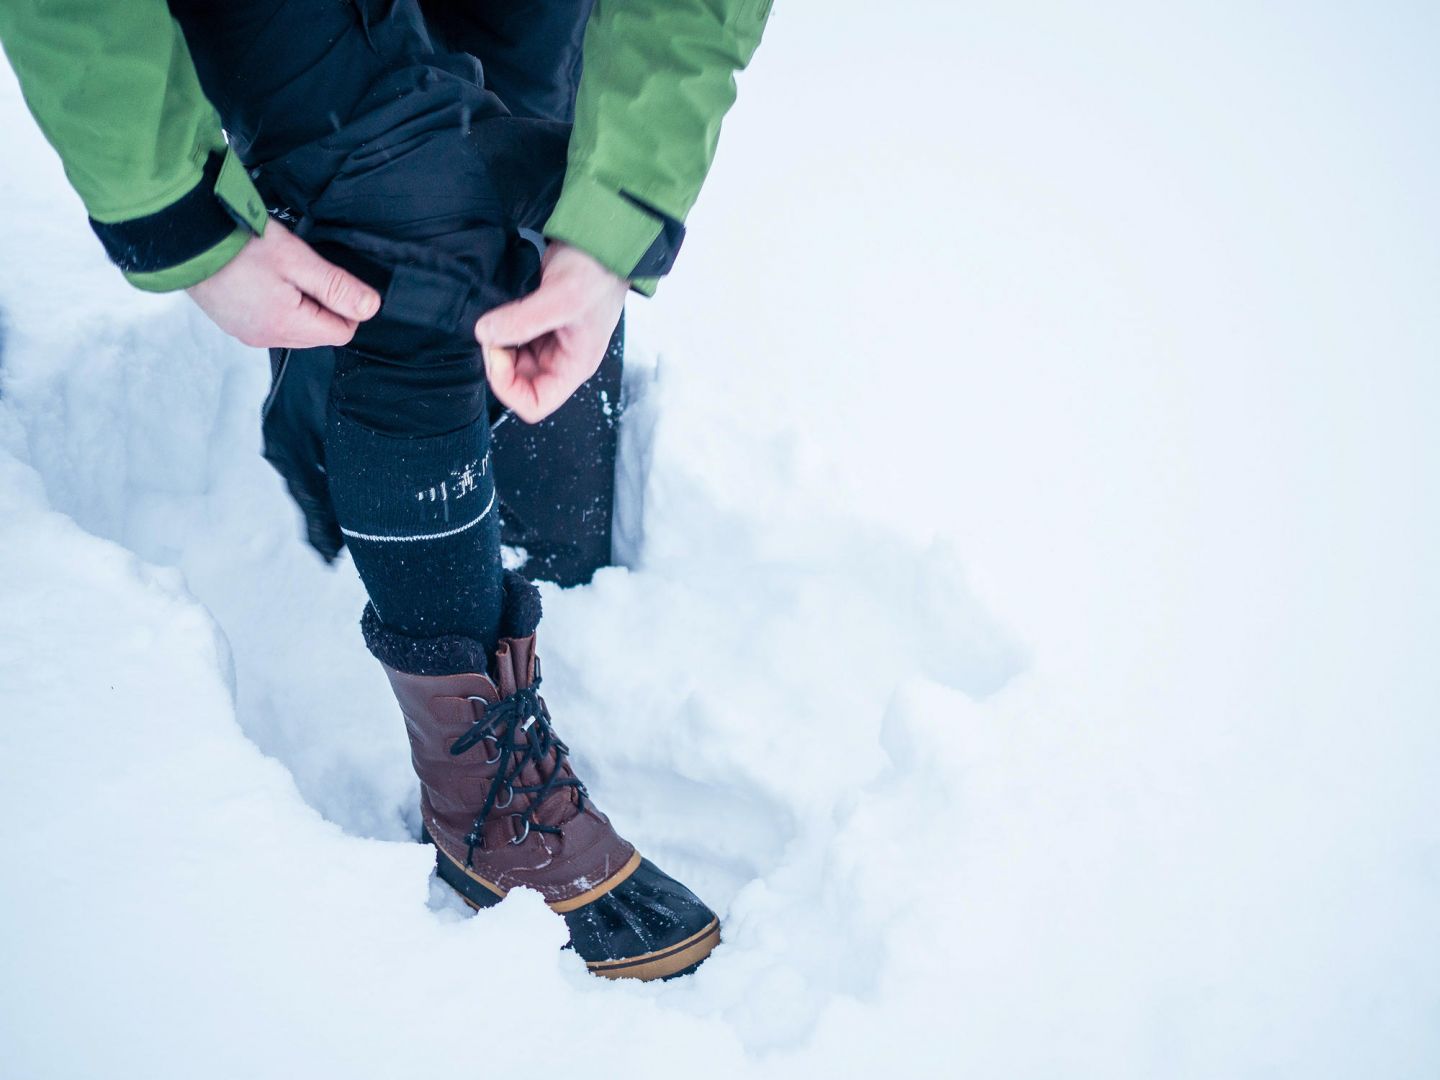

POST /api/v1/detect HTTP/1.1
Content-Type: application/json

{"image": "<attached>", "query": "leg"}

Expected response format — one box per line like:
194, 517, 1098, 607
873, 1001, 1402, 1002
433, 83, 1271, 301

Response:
177, 0, 718, 979
423, 0, 626, 586
325, 391, 504, 648
182, 0, 617, 586
491, 315, 624, 586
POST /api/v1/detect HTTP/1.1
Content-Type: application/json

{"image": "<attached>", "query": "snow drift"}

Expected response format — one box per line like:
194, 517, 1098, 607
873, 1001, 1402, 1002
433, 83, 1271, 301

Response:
3, 4, 1438, 1077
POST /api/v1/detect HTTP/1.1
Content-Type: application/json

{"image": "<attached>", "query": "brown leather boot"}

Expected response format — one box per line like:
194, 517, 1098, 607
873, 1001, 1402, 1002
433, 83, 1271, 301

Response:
365, 573, 720, 981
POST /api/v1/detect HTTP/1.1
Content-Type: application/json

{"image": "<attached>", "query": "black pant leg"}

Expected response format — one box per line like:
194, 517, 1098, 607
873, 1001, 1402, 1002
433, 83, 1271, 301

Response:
490, 316, 623, 587
177, 0, 616, 590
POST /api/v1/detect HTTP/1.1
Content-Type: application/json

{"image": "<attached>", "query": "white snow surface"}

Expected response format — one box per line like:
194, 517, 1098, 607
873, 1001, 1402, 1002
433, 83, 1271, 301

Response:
2, 5, 1438, 1077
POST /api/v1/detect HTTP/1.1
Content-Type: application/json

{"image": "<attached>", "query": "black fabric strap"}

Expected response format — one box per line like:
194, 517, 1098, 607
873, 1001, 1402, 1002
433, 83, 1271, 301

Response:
620, 191, 686, 278
89, 153, 247, 274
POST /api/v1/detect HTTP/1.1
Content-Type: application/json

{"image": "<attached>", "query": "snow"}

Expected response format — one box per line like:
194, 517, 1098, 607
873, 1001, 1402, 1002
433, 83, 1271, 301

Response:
2, 4, 1439, 1077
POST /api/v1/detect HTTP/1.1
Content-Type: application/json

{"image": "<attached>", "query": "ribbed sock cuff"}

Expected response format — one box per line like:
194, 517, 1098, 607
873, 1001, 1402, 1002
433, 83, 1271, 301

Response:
361, 571, 542, 676
361, 603, 491, 676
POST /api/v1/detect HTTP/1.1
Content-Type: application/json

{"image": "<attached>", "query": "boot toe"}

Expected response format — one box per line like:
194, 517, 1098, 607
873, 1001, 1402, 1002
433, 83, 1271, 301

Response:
562, 858, 720, 981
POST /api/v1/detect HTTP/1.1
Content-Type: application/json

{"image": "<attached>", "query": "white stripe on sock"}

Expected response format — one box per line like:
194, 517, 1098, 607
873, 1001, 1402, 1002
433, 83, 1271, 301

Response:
340, 488, 496, 544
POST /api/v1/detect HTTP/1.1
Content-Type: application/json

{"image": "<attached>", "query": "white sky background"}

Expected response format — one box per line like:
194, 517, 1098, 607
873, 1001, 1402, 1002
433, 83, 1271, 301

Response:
646, 0, 1439, 747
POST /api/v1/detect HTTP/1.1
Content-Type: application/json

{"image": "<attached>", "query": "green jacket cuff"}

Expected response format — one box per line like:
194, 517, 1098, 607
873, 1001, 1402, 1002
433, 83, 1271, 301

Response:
107, 147, 269, 292
212, 148, 270, 234
123, 226, 253, 293
543, 170, 665, 283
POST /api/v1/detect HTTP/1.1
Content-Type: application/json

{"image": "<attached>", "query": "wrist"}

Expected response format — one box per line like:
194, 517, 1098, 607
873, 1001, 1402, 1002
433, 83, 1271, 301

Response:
543, 170, 686, 291
94, 148, 269, 293
545, 241, 627, 291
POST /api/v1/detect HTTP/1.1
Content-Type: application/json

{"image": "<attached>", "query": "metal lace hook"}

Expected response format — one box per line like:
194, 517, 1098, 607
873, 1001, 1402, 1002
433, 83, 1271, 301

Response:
463, 695, 512, 762
509, 816, 531, 845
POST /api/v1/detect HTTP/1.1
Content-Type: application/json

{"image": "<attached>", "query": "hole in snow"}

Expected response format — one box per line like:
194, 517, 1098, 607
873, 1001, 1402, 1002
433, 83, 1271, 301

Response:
5, 299, 1025, 1051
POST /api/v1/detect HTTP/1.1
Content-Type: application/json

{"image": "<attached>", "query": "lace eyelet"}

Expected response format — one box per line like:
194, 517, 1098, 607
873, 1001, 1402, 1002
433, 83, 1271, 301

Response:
495, 782, 514, 810
509, 817, 530, 845
483, 736, 502, 765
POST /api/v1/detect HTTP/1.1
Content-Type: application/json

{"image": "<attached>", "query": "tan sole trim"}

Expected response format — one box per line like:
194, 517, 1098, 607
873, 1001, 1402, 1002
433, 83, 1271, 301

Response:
548, 850, 644, 914
587, 918, 722, 982
435, 844, 508, 901
436, 844, 642, 913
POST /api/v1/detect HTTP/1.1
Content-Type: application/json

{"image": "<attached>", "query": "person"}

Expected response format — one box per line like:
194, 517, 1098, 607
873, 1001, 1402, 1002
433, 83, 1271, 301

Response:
0, 0, 770, 981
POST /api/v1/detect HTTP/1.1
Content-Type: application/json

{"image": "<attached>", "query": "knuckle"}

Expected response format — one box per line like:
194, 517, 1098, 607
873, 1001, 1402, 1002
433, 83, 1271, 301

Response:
322, 268, 350, 307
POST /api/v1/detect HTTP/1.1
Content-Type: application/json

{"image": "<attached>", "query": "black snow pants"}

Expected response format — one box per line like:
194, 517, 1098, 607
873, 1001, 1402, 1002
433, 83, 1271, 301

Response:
169, 0, 620, 587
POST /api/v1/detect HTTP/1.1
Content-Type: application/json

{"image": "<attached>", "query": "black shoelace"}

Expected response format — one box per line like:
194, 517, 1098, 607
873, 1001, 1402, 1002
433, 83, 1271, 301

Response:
449, 676, 587, 868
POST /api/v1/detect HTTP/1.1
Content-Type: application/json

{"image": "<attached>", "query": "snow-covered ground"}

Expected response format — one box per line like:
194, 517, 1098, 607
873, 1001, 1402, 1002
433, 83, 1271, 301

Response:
3, 4, 1438, 1077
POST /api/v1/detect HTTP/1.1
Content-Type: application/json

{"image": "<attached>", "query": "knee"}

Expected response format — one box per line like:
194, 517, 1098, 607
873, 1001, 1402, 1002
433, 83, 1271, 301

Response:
331, 347, 488, 437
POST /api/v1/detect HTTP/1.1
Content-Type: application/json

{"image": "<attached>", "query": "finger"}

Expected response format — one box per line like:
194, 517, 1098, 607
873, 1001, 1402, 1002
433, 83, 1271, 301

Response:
474, 278, 578, 347
276, 293, 361, 348
509, 346, 577, 423
484, 344, 550, 423
482, 342, 518, 395
278, 232, 382, 322
482, 344, 526, 412
523, 366, 581, 423
499, 388, 548, 425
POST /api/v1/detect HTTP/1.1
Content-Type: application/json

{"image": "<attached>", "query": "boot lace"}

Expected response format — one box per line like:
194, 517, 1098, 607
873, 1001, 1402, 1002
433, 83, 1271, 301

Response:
448, 674, 588, 868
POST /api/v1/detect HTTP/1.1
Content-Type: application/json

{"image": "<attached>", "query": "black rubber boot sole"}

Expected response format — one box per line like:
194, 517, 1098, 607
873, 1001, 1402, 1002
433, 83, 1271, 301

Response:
561, 857, 721, 980
422, 831, 719, 980
422, 826, 504, 909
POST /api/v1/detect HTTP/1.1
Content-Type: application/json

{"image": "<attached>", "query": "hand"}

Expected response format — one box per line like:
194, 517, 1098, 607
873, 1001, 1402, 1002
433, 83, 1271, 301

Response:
186, 223, 381, 348
474, 242, 627, 424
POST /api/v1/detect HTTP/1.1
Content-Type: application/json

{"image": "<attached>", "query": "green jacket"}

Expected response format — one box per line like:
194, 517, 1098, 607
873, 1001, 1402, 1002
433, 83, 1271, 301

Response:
0, 0, 770, 294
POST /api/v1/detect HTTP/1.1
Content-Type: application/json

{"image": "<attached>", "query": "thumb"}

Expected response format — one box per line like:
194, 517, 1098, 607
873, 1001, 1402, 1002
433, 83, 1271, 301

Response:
482, 343, 519, 398
282, 236, 381, 322
475, 278, 575, 347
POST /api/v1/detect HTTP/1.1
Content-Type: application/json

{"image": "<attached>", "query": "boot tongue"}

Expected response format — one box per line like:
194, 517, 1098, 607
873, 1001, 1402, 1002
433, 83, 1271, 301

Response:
493, 634, 538, 697
492, 633, 576, 824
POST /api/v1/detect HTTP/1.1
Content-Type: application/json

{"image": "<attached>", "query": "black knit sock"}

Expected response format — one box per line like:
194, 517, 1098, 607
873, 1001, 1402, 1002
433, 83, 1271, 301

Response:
359, 570, 543, 676
325, 404, 504, 658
